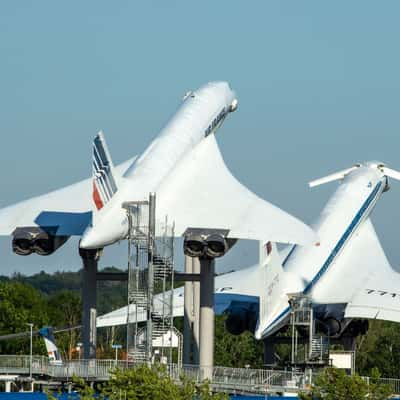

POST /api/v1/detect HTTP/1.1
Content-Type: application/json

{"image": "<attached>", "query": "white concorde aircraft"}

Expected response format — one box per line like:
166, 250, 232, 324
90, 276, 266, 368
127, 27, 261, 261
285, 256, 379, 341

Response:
98, 161, 400, 342
0, 81, 315, 257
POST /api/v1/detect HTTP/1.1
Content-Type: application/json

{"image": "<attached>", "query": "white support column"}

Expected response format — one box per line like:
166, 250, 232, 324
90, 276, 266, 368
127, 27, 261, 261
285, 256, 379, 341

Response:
146, 192, 156, 363
199, 257, 215, 380
192, 257, 201, 364
183, 255, 194, 364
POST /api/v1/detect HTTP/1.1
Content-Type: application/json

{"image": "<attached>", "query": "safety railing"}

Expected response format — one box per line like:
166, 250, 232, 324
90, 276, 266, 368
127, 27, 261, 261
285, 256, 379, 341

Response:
48, 360, 135, 380
0, 355, 48, 376
0, 355, 399, 395
361, 376, 400, 395
166, 364, 305, 394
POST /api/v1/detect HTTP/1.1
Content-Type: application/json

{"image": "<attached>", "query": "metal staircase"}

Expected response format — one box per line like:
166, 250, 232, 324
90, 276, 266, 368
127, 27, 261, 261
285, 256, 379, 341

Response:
309, 336, 330, 361
289, 294, 330, 367
123, 194, 179, 365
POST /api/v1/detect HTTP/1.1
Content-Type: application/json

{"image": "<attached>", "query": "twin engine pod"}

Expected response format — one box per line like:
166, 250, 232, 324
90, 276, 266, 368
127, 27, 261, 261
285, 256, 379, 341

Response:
12, 227, 69, 256
183, 229, 236, 259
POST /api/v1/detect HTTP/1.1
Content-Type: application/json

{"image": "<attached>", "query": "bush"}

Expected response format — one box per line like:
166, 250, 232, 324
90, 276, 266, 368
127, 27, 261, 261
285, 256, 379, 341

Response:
69, 364, 228, 400
299, 367, 392, 400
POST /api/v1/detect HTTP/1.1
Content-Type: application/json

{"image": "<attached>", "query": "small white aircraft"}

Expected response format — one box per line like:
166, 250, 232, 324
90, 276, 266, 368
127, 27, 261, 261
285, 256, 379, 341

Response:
0, 82, 315, 256
98, 161, 400, 343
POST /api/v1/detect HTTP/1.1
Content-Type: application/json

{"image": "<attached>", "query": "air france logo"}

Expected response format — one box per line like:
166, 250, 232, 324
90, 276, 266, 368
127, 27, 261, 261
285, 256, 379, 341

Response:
205, 107, 227, 136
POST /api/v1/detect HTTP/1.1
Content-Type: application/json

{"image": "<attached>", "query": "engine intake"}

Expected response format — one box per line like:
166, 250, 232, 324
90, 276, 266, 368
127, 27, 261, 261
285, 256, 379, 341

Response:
12, 227, 69, 256
204, 234, 228, 258
183, 230, 235, 259
183, 235, 207, 258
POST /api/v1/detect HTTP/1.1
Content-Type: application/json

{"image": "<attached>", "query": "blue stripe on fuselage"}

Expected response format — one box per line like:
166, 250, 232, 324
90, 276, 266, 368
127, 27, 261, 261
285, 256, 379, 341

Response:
261, 181, 383, 337
303, 181, 382, 294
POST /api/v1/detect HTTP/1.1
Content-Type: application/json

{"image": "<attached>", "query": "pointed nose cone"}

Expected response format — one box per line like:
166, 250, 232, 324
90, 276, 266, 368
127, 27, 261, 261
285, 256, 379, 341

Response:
80, 222, 126, 249
80, 226, 105, 249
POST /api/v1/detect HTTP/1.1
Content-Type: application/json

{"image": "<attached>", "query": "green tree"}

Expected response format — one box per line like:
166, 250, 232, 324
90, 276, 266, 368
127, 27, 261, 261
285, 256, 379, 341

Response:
69, 364, 228, 400
357, 320, 400, 377
214, 315, 264, 368
46, 290, 81, 359
0, 281, 49, 354
299, 368, 392, 400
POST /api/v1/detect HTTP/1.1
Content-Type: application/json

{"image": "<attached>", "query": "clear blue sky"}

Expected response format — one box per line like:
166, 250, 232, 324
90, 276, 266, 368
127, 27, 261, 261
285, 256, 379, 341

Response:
1, 1, 400, 275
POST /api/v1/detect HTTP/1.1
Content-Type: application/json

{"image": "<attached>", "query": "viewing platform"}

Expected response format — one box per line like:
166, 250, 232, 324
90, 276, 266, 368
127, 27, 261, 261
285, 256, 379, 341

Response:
0, 356, 399, 396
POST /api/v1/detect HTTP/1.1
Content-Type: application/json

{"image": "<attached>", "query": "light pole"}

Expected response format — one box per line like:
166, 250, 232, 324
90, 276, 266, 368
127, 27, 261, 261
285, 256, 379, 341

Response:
76, 342, 83, 361
112, 344, 122, 365
26, 323, 34, 381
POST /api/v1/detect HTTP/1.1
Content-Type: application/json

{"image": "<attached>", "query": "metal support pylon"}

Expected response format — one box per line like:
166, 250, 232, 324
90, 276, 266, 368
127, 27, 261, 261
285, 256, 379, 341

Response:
79, 247, 102, 360
123, 193, 178, 365
289, 294, 330, 367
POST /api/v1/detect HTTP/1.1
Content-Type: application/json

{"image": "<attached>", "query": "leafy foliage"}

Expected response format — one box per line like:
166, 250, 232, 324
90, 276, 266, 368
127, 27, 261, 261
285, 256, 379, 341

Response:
0, 268, 128, 359
214, 315, 264, 368
0, 281, 49, 354
3, 267, 400, 384
67, 364, 228, 400
299, 367, 392, 400
47, 290, 81, 359
356, 320, 400, 377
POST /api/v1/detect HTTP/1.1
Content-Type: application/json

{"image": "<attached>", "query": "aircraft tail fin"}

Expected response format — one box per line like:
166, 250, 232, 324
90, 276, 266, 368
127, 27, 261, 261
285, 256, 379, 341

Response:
255, 241, 290, 339
39, 327, 62, 365
92, 131, 119, 212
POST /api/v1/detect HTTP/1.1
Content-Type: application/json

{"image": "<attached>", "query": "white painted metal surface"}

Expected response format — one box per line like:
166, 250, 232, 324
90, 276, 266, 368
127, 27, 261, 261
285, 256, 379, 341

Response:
0, 81, 315, 251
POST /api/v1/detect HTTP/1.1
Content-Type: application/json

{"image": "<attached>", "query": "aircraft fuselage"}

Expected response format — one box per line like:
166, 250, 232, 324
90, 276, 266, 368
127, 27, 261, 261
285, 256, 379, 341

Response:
259, 163, 387, 338
80, 82, 237, 249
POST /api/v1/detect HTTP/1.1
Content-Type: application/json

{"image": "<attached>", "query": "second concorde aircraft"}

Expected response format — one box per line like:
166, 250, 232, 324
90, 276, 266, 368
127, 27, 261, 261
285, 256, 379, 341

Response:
98, 161, 400, 344
0, 81, 315, 256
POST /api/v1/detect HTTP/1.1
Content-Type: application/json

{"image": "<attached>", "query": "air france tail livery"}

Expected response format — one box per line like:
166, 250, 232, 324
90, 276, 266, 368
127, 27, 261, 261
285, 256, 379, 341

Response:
0, 82, 315, 256
98, 162, 400, 341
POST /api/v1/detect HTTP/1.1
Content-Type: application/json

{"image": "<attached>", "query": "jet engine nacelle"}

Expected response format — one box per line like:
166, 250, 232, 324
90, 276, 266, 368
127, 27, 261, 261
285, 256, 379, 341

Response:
12, 227, 69, 256
225, 306, 257, 335
343, 319, 369, 337
316, 317, 342, 336
183, 230, 236, 259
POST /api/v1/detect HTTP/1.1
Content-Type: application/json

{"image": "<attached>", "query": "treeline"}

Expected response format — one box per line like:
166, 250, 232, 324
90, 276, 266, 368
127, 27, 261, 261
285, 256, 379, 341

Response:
0, 268, 127, 359
0, 269, 400, 377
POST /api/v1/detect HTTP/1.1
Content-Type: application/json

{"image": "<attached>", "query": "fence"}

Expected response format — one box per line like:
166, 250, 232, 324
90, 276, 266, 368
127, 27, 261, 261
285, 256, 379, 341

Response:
0, 356, 399, 395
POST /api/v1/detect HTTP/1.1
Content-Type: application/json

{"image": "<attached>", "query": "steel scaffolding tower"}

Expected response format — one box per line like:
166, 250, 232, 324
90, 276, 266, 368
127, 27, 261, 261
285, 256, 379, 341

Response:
289, 294, 330, 367
123, 193, 178, 364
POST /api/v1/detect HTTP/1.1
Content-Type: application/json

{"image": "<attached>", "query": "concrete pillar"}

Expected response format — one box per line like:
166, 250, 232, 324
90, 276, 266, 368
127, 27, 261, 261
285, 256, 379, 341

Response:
79, 247, 101, 359
183, 255, 193, 364
199, 257, 215, 380
192, 257, 200, 364
5, 381, 11, 392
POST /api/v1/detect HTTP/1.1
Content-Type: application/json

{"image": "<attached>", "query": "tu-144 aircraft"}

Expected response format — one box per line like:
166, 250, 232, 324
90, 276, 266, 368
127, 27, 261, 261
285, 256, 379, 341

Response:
0, 81, 315, 259
254, 161, 400, 340
98, 161, 400, 344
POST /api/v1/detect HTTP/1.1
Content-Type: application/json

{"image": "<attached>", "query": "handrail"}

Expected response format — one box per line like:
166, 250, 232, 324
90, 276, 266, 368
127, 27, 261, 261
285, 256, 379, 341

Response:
0, 355, 398, 395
